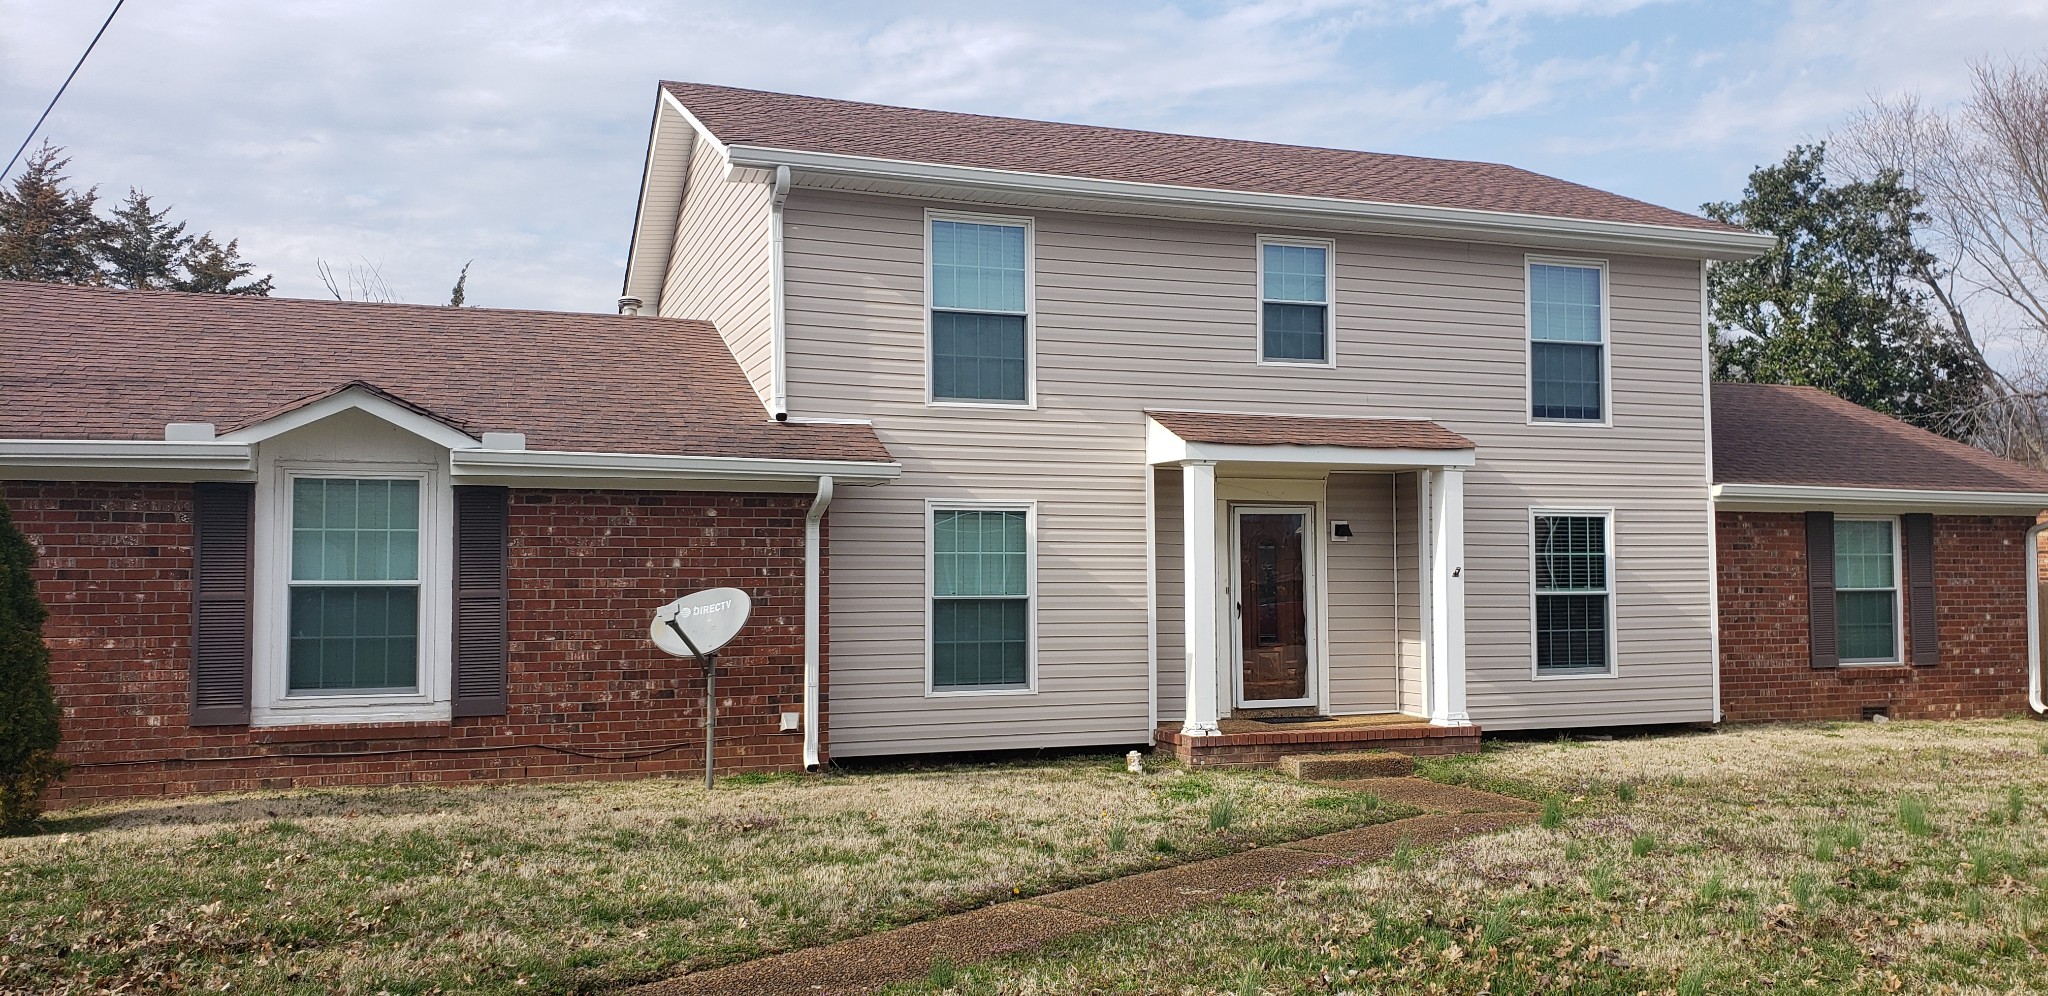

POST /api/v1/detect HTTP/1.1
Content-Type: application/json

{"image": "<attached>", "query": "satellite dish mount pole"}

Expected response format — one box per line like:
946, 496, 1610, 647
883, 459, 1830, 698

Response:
666, 617, 716, 789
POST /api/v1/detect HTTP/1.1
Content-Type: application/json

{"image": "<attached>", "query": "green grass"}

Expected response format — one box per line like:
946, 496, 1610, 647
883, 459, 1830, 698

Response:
0, 754, 1411, 995
877, 720, 2048, 996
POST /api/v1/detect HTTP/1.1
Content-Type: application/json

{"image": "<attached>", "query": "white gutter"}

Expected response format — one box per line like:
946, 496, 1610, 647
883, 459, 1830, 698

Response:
1711, 482, 2048, 514
0, 439, 255, 477
2030, 521, 2047, 715
802, 475, 833, 769
724, 145, 1779, 262
449, 448, 899, 486
769, 164, 792, 421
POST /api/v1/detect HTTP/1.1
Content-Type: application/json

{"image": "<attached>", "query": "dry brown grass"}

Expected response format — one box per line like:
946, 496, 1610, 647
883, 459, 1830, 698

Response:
0, 756, 1400, 995
896, 720, 2048, 995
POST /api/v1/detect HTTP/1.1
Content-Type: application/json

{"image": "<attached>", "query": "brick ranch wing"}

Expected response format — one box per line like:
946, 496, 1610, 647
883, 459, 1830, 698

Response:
0, 280, 888, 464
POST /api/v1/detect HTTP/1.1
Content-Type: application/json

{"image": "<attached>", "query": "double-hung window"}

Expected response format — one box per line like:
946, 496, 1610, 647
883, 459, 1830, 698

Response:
929, 504, 1033, 691
1528, 259, 1607, 422
288, 477, 422, 694
1834, 518, 1900, 663
929, 215, 1031, 405
1533, 511, 1613, 677
1259, 238, 1333, 364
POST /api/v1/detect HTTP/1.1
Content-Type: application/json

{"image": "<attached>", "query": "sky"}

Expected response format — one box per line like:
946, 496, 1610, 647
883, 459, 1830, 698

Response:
3, 0, 2046, 313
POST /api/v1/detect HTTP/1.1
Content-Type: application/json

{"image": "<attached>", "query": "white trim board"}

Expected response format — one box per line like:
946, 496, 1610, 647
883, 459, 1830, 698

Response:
1712, 483, 2048, 515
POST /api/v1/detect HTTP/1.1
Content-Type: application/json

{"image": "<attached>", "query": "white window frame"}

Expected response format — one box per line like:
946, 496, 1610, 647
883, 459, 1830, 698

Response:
924, 209, 1037, 410
1528, 506, 1619, 680
1834, 515, 1905, 666
924, 498, 1039, 696
1525, 255, 1613, 427
1256, 235, 1338, 368
252, 459, 453, 727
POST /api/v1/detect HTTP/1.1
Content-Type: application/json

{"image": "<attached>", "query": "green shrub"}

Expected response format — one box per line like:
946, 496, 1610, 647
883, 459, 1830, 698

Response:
0, 496, 65, 834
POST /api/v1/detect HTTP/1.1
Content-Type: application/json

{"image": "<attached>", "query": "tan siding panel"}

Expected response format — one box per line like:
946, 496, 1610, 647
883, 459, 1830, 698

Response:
1326, 473, 1397, 714
660, 139, 775, 405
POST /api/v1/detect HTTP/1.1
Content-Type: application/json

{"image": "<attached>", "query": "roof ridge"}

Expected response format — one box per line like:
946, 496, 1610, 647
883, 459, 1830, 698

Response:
0, 279, 717, 329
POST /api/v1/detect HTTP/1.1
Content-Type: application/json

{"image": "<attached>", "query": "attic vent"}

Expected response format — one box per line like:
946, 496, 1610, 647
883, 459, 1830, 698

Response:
1861, 705, 1890, 721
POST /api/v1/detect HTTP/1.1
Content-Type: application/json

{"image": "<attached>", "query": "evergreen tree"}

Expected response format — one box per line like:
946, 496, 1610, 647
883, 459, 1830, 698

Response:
448, 259, 471, 307
172, 233, 273, 296
0, 143, 103, 285
1705, 145, 1986, 437
100, 188, 192, 290
0, 495, 64, 834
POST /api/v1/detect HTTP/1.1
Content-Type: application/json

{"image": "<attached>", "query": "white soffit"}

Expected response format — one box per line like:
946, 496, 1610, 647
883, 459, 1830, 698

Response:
1144, 416, 1477, 470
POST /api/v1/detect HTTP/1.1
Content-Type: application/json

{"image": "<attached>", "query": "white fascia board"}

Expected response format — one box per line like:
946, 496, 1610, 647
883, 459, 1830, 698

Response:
1145, 417, 1476, 469
727, 145, 1778, 261
1712, 482, 2048, 514
217, 388, 480, 450
451, 447, 902, 488
0, 439, 255, 480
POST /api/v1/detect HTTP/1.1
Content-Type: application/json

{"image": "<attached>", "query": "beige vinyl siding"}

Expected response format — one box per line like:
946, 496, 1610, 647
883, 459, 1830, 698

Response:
1325, 473, 1398, 714
780, 189, 1715, 752
620, 103, 694, 311
660, 137, 775, 405
1395, 471, 1425, 716
1154, 467, 1184, 723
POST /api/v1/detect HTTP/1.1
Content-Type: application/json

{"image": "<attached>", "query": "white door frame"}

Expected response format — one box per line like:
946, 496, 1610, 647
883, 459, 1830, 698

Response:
1229, 503, 1322, 709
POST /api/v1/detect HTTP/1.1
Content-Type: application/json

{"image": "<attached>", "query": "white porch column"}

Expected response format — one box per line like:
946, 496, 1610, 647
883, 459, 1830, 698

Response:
1180, 459, 1222, 736
1427, 467, 1471, 727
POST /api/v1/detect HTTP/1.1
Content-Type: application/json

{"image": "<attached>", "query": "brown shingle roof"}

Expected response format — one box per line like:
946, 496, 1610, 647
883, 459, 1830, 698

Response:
1147, 410, 1474, 451
0, 281, 891, 465
1712, 383, 2048, 494
664, 81, 1741, 233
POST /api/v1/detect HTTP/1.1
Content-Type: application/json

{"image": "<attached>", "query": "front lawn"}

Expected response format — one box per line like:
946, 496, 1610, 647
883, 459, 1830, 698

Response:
894, 720, 2048, 994
0, 756, 1401, 994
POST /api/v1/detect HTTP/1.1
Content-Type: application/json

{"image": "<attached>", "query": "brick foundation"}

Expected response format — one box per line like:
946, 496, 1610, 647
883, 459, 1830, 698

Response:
4, 482, 826, 804
1155, 723, 1481, 767
1717, 510, 2034, 722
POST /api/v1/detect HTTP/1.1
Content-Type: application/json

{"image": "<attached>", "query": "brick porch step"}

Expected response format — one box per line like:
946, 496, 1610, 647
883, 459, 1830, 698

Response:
1279, 751, 1414, 780
1156, 720, 1480, 767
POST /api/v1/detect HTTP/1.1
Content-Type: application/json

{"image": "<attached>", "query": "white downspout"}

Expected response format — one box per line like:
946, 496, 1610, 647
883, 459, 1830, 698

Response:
803, 474, 833, 769
769, 164, 792, 421
2028, 521, 2046, 714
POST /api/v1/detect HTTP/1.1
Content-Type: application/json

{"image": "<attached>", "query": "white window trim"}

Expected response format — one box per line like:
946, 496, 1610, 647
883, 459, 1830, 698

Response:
1834, 515, 1906, 666
1255, 235, 1338, 368
924, 498, 1039, 696
251, 459, 454, 727
924, 208, 1038, 410
1524, 254, 1614, 428
1528, 506, 1619, 680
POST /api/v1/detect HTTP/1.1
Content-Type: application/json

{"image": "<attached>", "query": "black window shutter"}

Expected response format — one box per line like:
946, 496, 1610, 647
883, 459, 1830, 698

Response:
1806, 511, 1839, 669
1903, 513, 1938, 667
190, 482, 254, 725
452, 486, 510, 717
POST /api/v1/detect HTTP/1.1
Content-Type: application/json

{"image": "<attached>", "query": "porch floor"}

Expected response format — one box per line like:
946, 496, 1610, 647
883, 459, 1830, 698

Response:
1157, 715, 1481, 768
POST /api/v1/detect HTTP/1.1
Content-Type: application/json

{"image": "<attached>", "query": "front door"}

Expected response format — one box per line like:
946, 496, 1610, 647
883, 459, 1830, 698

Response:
1232, 506, 1314, 706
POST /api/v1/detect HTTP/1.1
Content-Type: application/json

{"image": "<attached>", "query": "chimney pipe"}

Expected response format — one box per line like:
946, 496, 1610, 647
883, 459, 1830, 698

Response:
616, 295, 644, 317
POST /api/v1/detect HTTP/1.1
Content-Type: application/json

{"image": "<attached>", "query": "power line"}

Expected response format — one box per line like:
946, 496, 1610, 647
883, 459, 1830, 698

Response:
1, 0, 126, 183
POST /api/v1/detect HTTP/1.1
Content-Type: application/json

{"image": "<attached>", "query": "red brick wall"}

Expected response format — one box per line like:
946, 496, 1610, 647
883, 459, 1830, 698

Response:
1717, 510, 2034, 722
3, 482, 825, 803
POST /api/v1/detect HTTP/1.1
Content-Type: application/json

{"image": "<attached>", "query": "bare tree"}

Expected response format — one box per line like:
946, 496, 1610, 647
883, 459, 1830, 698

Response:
1836, 58, 2048, 467
316, 256, 399, 304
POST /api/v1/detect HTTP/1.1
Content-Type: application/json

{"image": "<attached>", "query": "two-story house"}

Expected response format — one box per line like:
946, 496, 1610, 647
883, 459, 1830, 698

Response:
620, 83, 1778, 763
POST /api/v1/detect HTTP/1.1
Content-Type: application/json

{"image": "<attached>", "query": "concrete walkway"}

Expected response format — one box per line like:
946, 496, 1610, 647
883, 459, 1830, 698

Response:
624, 777, 1537, 996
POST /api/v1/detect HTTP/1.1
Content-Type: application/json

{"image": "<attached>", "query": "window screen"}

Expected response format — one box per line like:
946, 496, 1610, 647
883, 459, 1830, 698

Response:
1530, 263, 1604, 421
932, 508, 1029, 688
1261, 241, 1329, 362
1534, 513, 1610, 675
931, 219, 1029, 402
1834, 519, 1898, 662
288, 478, 422, 693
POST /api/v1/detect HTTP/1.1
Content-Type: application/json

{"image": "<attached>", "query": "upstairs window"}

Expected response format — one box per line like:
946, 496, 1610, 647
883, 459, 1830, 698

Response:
1533, 511, 1613, 677
288, 477, 422, 694
1834, 518, 1900, 663
1528, 259, 1607, 422
1259, 238, 1333, 364
929, 505, 1034, 691
929, 215, 1031, 404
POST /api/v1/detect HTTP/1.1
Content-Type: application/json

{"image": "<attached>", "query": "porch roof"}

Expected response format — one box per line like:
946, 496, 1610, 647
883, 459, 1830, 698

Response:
1145, 410, 1476, 470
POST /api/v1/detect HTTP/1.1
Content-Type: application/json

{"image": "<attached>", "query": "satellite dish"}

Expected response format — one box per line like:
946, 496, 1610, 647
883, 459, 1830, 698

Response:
651, 587, 752, 658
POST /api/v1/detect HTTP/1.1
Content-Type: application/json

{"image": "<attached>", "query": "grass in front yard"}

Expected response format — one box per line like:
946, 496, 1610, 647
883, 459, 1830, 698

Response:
0, 755, 1405, 994
887, 720, 2048, 995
